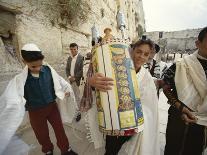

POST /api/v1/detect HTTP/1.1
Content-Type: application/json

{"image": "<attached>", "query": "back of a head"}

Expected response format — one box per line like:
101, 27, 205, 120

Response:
155, 44, 160, 53
141, 35, 147, 40
198, 27, 207, 42
21, 43, 44, 62
69, 43, 78, 49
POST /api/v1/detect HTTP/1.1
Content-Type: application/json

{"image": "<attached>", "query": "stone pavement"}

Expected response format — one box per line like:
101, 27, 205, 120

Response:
8, 92, 207, 155
3, 92, 168, 155
158, 92, 169, 154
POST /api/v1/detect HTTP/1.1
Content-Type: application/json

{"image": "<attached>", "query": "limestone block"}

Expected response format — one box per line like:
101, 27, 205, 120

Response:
16, 15, 62, 63
61, 29, 90, 55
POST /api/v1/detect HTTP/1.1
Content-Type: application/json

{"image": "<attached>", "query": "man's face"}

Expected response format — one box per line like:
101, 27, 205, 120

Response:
70, 46, 78, 57
196, 34, 207, 58
132, 44, 152, 70
24, 59, 43, 74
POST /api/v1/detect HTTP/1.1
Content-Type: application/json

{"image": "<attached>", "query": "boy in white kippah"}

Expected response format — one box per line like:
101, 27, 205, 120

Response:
0, 43, 78, 155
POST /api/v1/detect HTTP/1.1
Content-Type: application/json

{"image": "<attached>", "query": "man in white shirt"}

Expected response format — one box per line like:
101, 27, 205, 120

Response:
66, 43, 84, 121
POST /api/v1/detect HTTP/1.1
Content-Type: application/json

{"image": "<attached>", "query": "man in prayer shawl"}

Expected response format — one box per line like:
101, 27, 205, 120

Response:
161, 27, 207, 155
80, 39, 160, 155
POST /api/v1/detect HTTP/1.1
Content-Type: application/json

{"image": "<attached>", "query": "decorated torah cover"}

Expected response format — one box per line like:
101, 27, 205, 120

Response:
92, 39, 144, 136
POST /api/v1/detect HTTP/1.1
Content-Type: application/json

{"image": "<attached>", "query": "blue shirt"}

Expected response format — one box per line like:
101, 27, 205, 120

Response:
24, 65, 56, 111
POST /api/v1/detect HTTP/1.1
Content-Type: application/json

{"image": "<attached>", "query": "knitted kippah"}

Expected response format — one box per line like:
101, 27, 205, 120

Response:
21, 43, 41, 52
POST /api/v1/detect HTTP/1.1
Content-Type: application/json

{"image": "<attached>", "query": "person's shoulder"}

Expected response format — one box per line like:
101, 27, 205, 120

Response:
143, 67, 156, 82
162, 63, 176, 78
167, 63, 176, 70
159, 60, 166, 65
67, 56, 72, 60
41, 65, 53, 74
78, 54, 84, 60
142, 67, 151, 77
42, 65, 50, 70
78, 54, 84, 58
10, 69, 28, 86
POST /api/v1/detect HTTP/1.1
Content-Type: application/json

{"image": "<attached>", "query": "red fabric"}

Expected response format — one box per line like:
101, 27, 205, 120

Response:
28, 103, 69, 153
123, 129, 137, 136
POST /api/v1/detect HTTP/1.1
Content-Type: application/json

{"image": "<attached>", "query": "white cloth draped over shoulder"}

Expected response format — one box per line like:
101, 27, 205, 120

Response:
175, 51, 207, 126
0, 63, 77, 154
85, 67, 160, 155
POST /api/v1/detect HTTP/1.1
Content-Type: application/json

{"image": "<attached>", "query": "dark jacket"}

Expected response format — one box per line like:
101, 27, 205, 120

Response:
66, 54, 84, 86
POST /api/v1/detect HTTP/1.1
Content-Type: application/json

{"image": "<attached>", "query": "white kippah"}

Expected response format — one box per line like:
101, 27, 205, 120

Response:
21, 43, 41, 52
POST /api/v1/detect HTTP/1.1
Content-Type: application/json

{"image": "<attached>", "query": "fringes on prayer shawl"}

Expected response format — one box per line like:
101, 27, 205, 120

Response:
84, 112, 93, 143
80, 62, 93, 112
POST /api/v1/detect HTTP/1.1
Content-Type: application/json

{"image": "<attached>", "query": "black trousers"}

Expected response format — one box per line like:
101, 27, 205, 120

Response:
105, 135, 132, 155
164, 106, 206, 155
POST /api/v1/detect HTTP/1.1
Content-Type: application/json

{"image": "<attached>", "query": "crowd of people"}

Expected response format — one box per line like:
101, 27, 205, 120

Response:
0, 26, 207, 155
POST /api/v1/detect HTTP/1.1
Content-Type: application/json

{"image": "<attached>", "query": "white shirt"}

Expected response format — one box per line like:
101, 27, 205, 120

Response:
70, 53, 78, 76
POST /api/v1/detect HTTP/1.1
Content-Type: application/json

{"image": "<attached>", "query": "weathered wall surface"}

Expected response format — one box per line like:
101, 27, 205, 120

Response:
0, 0, 145, 94
144, 28, 202, 54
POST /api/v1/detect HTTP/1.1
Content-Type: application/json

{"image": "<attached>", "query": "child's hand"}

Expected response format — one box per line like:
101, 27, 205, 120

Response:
65, 92, 70, 97
88, 73, 114, 92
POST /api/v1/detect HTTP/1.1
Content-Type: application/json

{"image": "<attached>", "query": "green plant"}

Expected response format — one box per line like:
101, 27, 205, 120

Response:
42, 0, 91, 27
57, 0, 91, 26
137, 24, 144, 37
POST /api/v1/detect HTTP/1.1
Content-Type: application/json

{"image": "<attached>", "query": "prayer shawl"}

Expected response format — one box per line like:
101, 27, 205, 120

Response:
85, 67, 160, 155
2, 136, 30, 155
175, 51, 207, 126
0, 63, 77, 154
144, 60, 168, 79
120, 67, 160, 155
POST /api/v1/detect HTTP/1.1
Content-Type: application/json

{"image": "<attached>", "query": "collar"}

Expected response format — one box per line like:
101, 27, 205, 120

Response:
72, 53, 79, 59
40, 65, 46, 72
27, 65, 45, 78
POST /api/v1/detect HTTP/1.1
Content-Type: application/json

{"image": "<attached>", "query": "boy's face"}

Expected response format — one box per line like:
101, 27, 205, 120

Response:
132, 44, 152, 70
24, 60, 43, 74
196, 34, 207, 58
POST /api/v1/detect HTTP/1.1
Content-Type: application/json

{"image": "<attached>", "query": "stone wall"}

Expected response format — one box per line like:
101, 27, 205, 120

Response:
144, 28, 202, 54
144, 28, 202, 41
0, 0, 145, 94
